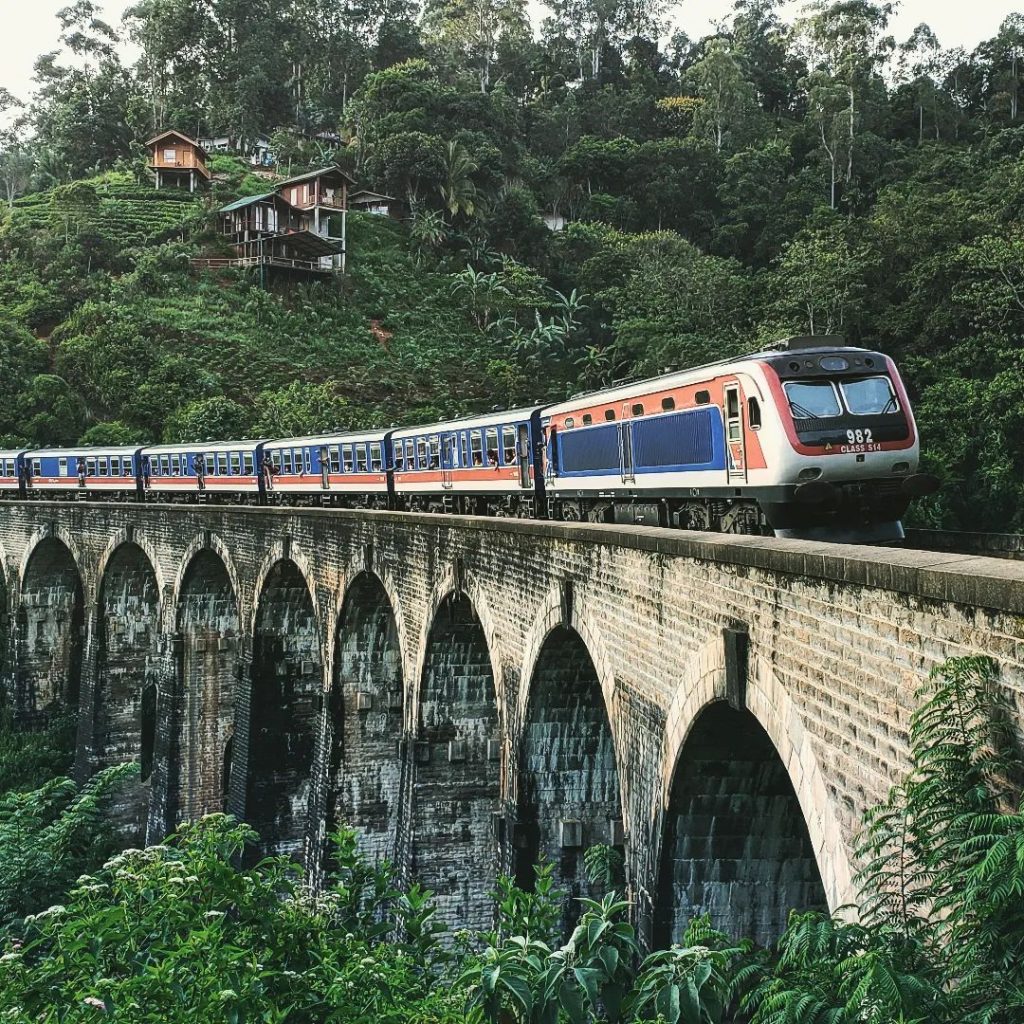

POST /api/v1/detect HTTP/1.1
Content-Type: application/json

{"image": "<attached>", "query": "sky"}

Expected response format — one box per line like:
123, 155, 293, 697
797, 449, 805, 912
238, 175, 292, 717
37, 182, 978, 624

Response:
1, 0, 1022, 101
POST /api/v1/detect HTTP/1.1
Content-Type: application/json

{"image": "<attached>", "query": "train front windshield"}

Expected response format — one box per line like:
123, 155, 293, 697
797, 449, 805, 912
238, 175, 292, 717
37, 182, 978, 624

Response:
784, 376, 898, 419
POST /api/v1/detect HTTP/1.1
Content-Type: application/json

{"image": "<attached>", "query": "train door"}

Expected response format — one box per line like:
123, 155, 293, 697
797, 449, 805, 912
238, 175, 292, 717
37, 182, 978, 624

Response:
441, 434, 454, 490
320, 446, 330, 490
724, 383, 747, 483
517, 425, 531, 489
619, 404, 636, 484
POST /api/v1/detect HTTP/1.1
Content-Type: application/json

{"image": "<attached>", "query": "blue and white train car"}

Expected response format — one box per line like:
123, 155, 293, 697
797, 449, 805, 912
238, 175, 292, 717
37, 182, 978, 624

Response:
26, 447, 144, 498
262, 430, 390, 505
0, 450, 27, 496
142, 440, 265, 500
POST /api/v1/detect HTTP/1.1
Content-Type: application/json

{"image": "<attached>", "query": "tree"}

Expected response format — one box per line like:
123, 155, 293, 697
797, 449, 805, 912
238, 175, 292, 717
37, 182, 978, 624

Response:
687, 37, 756, 153
439, 140, 479, 219
423, 0, 531, 91
799, 1, 895, 208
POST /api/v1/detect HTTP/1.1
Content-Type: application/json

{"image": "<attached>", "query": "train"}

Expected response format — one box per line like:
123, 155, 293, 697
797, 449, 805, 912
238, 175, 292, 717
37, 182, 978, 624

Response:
0, 337, 938, 544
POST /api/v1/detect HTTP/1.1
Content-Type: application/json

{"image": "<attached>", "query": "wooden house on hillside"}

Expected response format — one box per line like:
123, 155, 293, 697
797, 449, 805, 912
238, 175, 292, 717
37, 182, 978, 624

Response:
348, 189, 403, 220
146, 130, 210, 191
275, 166, 353, 271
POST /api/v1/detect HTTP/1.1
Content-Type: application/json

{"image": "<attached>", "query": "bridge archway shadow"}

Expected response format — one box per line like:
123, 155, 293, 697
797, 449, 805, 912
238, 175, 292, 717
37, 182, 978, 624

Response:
413, 591, 499, 933
96, 542, 160, 844
515, 625, 622, 937
176, 550, 239, 822
17, 537, 84, 720
247, 558, 318, 859
325, 572, 403, 868
655, 701, 828, 948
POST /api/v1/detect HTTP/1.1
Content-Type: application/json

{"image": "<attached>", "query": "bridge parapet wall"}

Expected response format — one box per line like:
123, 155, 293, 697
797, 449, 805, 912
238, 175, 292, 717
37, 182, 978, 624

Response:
0, 504, 1020, 942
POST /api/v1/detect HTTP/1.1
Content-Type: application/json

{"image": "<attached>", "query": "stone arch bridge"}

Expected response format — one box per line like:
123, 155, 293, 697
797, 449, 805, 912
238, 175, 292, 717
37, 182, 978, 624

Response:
1, 503, 1022, 947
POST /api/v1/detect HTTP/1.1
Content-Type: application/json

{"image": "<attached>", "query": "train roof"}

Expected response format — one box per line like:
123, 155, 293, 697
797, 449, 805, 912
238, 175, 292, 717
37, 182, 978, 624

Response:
144, 439, 267, 454
0, 449, 26, 458
264, 429, 388, 447
390, 406, 542, 439
543, 343, 876, 415
27, 445, 143, 458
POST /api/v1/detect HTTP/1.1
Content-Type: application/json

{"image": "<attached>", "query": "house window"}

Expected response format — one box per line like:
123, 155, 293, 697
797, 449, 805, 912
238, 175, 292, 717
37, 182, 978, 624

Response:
164, 148, 176, 163
662, 397, 676, 411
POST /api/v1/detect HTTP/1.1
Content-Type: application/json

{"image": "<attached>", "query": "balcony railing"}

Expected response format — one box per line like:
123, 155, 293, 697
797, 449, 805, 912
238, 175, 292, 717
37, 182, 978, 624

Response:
152, 153, 206, 171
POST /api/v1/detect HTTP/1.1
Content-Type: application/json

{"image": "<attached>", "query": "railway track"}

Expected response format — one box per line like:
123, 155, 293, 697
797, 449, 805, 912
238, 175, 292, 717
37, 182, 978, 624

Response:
903, 528, 1024, 560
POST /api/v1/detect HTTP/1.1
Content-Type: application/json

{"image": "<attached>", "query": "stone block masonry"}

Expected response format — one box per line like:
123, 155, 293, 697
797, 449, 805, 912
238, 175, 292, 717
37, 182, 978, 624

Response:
0, 504, 1021, 945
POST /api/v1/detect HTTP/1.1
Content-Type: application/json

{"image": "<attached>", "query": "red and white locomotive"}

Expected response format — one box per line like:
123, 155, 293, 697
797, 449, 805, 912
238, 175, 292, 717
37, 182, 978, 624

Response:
1, 337, 937, 544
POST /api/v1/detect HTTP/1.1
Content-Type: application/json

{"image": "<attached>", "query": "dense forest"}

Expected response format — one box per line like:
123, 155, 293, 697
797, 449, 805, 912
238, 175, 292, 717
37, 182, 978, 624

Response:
1, 657, 1022, 1022
2, 0, 1024, 532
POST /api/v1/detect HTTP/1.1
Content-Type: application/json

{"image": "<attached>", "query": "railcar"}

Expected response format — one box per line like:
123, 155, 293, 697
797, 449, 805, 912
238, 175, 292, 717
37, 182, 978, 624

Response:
25, 446, 145, 499
0, 450, 27, 497
143, 440, 265, 502
390, 408, 545, 516
542, 337, 935, 543
261, 431, 390, 506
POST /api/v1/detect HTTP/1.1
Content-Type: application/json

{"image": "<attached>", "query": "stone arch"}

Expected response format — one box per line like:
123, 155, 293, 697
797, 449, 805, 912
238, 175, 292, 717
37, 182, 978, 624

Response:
412, 589, 501, 933
170, 532, 243, 622
95, 541, 161, 843
655, 648, 843, 946
325, 571, 404, 866
410, 566, 505, 734
16, 536, 86, 720
516, 624, 623, 935
175, 549, 240, 822
246, 557, 320, 859
94, 528, 166, 617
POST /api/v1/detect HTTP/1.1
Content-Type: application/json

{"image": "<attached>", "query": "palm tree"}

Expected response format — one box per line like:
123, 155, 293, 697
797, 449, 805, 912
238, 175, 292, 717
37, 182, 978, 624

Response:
439, 141, 478, 220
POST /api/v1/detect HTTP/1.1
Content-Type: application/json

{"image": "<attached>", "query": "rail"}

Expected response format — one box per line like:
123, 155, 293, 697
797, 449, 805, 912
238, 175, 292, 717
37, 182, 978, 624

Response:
903, 528, 1024, 560
190, 255, 335, 274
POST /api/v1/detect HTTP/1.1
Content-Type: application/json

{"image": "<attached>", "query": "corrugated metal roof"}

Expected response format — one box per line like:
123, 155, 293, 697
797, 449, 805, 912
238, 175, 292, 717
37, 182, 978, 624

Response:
218, 192, 276, 213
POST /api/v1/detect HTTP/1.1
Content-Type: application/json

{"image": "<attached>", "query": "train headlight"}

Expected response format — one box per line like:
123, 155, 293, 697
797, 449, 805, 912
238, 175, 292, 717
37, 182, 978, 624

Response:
798, 468, 822, 481
819, 356, 849, 371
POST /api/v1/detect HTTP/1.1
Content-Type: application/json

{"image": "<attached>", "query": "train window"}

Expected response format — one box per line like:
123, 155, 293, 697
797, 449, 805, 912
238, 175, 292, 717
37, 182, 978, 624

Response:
428, 435, 440, 469
840, 376, 899, 415
460, 433, 469, 468
281, 450, 293, 474
326, 447, 338, 473
485, 428, 499, 466
416, 439, 428, 469
124, 459, 134, 476
370, 443, 383, 472
215, 453, 227, 475
341, 446, 352, 473
564, 417, 575, 429
662, 397, 676, 411
230, 452, 241, 475
243, 453, 254, 475
631, 403, 645, 416
99, 458, 108, 476
604, 409, 616, 421
470, 432, 483, 466
726, 390, 740, 419
393, 444, 404, 471
784, 381, 841, 419
582, 414, 593, 426
502, 426, 516, 464
404, 440, 415, 468
695, 390, 710, 405
447, 435, 458, 468
303, 449, 311, 474
115, 457, 125, 476
58, 457, 68, 477
205, 454, 215, 476
32, 459, 41, 477
747, 397, 762, 430
356, 445, 369, 473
